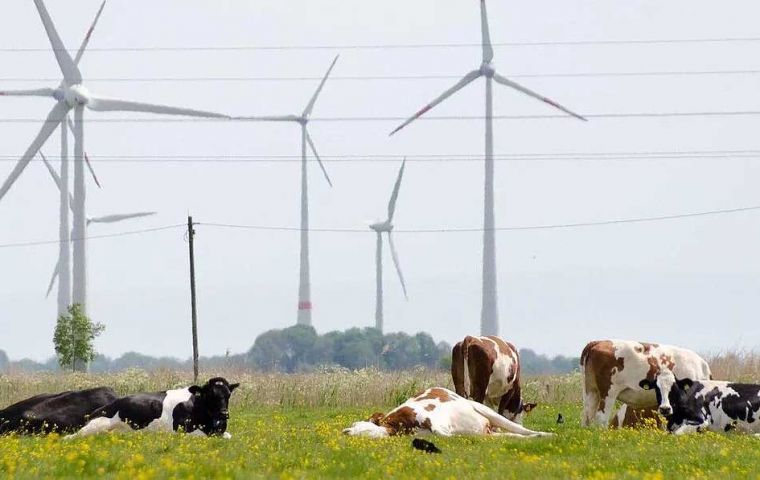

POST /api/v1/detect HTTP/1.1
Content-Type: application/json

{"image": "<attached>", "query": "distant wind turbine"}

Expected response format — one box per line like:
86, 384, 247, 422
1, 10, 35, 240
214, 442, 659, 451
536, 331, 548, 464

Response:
0, 2, 105, 317
390, 0, 587, 336
369, 159, 408, 332
39, 152, 155, 303
235, 56, 339, 327
0, 0, 229, 315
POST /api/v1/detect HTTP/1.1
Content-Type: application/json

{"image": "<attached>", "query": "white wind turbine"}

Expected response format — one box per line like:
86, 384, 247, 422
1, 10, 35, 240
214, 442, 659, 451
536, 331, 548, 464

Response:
0, 0, 229, 315
0, 2, 105, 318
235, 56, 339, 327
369, 159, 408, 332
390, 0, 587, 336
38, 152, 155, 308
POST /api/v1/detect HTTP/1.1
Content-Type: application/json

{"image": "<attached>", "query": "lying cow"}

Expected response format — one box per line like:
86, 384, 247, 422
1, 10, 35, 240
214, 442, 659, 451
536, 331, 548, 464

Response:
66, 377, 239, 439
580, 340, 711, 427
342, 387, 551, 438
0, 387, 118, 435
609, 405, 663, 429
640, 370, 760, 435
452, 335, 536, 423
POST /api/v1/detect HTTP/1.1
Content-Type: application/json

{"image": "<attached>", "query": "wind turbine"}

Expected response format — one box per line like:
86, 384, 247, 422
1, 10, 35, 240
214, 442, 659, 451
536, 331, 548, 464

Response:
390, 0, 587, 336
369, 159, 408, 332
0, 2, 105, 318
38, 152, 155, 306
235, 56, 339, 327
0, 0, 229, 315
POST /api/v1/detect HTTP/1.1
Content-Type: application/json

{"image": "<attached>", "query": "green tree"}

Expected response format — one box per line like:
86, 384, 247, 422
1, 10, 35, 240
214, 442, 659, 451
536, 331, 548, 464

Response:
52, 304, 105, 372
0, 349, 8, 373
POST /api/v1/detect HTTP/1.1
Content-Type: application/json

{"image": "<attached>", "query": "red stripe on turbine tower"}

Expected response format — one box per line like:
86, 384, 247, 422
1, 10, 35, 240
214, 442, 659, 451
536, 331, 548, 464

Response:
298, 301, 313, 310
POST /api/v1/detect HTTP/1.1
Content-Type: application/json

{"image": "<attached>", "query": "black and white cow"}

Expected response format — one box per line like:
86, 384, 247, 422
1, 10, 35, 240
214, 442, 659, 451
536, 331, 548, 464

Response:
640, 369, 760, 435
0, 387, 118, 435
66, 377, 239, 439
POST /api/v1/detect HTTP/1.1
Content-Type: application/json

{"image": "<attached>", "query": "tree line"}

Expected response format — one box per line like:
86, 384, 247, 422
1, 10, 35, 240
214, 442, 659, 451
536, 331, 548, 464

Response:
0, 325, 579, 374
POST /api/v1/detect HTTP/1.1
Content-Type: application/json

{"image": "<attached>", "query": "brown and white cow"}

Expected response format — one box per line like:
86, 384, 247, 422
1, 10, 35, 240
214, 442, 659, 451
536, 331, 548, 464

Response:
580, 340, 711, 427
451, 336, 535, 423
609, 405, 663, 429
342, 387, 551, 438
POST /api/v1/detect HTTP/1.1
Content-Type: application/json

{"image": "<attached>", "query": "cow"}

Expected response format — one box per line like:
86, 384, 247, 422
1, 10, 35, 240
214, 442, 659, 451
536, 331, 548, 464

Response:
451, 335, 536, 424
342, 387, 552, 438
66, 377, 239, 439
580, 340, 711, 427
609, 405, 663, 429
0, 387, 118, 435
640, 370, 760, 435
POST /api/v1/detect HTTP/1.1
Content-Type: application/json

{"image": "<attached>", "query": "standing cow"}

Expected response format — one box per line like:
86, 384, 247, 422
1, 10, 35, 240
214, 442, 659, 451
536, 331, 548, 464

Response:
451, 335, 535, 423
580, 340, 711, 427
0, 387, 118, 435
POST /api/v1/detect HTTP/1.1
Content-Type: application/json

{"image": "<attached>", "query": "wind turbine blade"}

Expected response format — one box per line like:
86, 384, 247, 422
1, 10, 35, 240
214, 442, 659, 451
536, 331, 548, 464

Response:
480, 0, 494, 64
88, 212, 156, 224
492, 73, 588, 121
45, 258, 61, 299
66, 118, 100, 188
305, 130, 332, 187
86, 96, 229, 118
302, 55, 339, 117
73, 0, 106, 66
39, 151, 62, 189
233, 115, 300, 122
390, 69, 481, 136
0, 102, 68, 202
387, 232, 408, 299
0, 88, 56, 97
33, 0, 82, 84
387, 157, 406, 222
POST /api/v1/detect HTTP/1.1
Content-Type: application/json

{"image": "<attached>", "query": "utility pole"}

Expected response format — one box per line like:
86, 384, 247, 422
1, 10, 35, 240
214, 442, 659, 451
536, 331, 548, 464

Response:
187, 216, 199, 383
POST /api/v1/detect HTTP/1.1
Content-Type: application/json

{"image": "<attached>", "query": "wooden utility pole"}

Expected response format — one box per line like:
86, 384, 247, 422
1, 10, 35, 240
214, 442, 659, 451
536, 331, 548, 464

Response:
187, 216, 199, 383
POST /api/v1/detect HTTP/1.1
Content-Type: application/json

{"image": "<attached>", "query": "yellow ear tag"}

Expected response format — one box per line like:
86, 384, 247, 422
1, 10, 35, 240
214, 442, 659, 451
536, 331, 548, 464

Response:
642, 384, 650, 390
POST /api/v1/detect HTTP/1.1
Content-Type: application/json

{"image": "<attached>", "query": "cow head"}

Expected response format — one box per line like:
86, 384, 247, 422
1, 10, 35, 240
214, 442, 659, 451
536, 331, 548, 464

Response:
508, 401, 538, 423
188, 377, 240, 436
639, 373, 706, 432
342, 412, 392, 437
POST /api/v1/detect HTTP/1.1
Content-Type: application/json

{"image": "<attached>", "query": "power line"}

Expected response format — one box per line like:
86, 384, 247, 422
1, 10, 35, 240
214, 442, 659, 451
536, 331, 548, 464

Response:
3, 69, 760, 83
1, 110, 760, 124
197, 205, 760, 233
3, 36, 760, 52
0, 224, 185, 249
3, 150, 760, 163
3, 204, 757, 249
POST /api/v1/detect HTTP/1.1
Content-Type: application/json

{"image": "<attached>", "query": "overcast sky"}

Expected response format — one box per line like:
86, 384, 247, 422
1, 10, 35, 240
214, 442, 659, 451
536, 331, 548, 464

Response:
1, 0, 759, 361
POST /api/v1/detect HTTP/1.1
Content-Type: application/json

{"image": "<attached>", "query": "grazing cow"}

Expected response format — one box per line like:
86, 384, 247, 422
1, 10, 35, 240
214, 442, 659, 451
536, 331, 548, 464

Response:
580, 340, 711, 427
609, 405, 663, 429
342, 387, 552, 438
640, 371, 760, 435
0, 387, 118, 435
66, 377, 239, 439
451, 335, 536, 423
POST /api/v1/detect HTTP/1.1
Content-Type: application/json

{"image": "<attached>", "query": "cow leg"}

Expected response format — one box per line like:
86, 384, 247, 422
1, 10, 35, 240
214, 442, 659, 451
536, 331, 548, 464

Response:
451, 342, 466, 397
593, 387, 621, 427
581, 388, 601, 427
66, 415, 129, 439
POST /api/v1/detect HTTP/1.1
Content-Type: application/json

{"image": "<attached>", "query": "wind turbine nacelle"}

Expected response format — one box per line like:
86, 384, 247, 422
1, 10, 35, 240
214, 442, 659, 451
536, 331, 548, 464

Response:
480, 63, 495, 78
64, 85, 90, 107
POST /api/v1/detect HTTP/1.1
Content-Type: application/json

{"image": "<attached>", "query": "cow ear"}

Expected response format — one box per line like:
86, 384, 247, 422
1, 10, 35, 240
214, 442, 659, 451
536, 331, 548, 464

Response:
677, 378, 693, 391
189, 385, 202, 396
368, 412, 384, 425
639, 379, 653, 390
522, 403, 538, 414
229, 383, 240, 392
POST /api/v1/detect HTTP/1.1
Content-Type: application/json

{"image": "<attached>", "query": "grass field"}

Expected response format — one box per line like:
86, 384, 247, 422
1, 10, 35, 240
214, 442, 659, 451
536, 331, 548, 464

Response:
0, 367, 759, 479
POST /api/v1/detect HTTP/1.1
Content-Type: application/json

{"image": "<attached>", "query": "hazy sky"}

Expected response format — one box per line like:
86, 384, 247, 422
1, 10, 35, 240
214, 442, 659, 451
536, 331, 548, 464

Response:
1, 0, 759, 361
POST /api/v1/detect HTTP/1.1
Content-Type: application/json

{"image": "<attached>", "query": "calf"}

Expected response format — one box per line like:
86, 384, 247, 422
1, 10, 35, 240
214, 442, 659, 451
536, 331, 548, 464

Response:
640, 371, 760, 435
580, 340, 711, 427
452, 335, 535, 423
0, 387, 118, 435
342, 387, 551, 438
66, 377, 239, 439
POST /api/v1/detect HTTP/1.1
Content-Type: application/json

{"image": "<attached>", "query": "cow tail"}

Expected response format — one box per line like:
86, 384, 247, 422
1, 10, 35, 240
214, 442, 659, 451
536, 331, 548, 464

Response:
470, 401, 550, 436
462, 337, 472, 398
